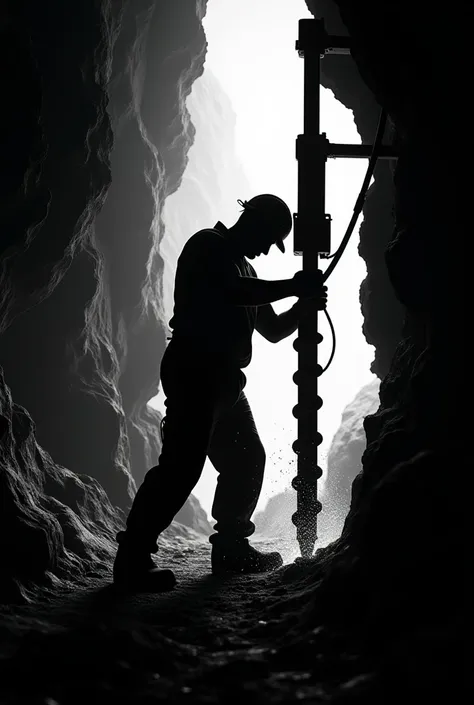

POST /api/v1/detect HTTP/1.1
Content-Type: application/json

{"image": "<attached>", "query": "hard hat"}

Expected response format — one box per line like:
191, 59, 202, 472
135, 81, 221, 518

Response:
237, 194, 292, 252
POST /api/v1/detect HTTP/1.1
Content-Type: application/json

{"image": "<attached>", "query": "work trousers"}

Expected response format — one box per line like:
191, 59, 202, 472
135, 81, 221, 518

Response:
125, 340, 266, 552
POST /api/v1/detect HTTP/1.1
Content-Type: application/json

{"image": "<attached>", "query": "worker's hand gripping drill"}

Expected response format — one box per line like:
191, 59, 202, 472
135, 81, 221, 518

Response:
292, 269, 328, 313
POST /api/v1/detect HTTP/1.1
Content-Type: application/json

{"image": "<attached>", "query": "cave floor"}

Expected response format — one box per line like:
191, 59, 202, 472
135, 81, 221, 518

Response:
0, 535, 373, 704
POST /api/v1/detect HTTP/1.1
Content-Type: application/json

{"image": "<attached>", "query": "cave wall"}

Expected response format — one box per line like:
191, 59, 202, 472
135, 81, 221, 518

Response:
306, 0, 460, 515
304, 0, 463, 643
306, 0, 404, 378
0, 0, 210, 599
322, 378, 379, 538
1, 0, 208, 504
93, 0, 208, 488
0, 365, 121, 603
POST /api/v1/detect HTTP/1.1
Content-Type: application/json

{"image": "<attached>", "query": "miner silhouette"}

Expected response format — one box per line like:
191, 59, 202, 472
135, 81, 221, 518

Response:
113, 194, 328, 591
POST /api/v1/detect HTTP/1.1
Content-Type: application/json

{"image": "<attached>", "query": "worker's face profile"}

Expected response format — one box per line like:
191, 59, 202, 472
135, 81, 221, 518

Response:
242, 229, 273, 258
242, 219, 282, 259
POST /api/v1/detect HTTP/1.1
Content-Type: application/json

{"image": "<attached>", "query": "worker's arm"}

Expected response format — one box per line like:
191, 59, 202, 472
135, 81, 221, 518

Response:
256, 287, 329, 344
255, 303, 299, 343
227, 276, 297, 307
227, 273, 328, 308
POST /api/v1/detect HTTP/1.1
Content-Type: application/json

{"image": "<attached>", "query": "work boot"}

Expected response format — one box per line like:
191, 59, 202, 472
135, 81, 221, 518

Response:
113, 531, 176, 592
211, 537, 283, 575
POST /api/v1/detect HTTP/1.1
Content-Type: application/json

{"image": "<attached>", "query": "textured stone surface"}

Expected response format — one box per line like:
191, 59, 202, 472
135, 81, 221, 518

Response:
174, 494, 212, 537
0, 0, 210, 598
304, 0, 463, 646
1, 1, 210, 507
254, 488, 295, 542
94, 0, 209, 489
0, 366, 120, 603
323, 379, 379, 537
306, 0, 404, 378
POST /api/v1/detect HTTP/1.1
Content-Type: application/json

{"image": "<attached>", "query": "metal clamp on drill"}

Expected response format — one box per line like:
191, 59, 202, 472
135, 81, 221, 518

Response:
293, 212, 332, 257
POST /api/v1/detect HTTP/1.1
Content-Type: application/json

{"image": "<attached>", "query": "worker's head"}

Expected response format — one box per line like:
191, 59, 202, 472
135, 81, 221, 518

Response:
234, 194, 292, 258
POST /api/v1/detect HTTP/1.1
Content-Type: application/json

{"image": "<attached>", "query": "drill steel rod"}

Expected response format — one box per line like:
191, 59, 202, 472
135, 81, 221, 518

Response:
291, 20, 326, 558
291, 20, 397, 559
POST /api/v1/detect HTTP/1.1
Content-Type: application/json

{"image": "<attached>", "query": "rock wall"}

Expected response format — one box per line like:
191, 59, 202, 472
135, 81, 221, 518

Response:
306, 0, 404, 378
1, 0, 208, 505
174, 495, 212, 537
0, 367, 120, 603
0, 0, 210, 599
302, 0, 463, 652
323, 379, 379, 536
254, 489, 295, 542
93, 0, 209, 488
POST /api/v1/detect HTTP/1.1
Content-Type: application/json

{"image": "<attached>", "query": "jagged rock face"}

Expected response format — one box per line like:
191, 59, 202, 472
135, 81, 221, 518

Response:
304, 0, 462, 640
0, 367, 120, 604
1, 1, 113, 333
306, 0, 404, 379
0, 0, 210, 598
0, 1, 207, 505
254, 489, 295, 542
94, 0, 209, 488
174, 495, 212, 537
324, 379, 379, 536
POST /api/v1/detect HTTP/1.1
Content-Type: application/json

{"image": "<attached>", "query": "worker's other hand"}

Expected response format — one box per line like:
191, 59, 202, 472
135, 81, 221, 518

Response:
292, 270, 326, 303
315, 284, 328, 310
295, 287, 328, 315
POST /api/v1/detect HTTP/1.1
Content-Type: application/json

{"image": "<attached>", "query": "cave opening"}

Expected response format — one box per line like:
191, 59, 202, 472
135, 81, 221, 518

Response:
148, 0, 379, 554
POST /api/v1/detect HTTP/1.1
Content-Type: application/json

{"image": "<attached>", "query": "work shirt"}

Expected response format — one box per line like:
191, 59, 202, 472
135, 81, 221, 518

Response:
168, 221, 258, 368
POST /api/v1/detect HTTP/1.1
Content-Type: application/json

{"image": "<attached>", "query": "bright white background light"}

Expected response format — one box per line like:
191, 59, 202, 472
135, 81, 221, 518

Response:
149, 0, 377, 523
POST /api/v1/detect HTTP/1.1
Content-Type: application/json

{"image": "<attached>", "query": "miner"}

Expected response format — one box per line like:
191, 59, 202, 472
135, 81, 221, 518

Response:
113, 194, 327, 591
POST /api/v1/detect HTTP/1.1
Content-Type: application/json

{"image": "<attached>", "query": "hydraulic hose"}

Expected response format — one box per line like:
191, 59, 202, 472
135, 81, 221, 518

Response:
318, 108, 388, 373
321, 308, 336, 373
322, 108, 387, 283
